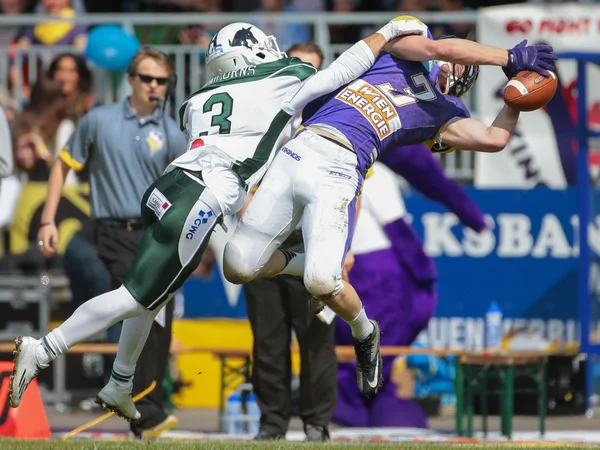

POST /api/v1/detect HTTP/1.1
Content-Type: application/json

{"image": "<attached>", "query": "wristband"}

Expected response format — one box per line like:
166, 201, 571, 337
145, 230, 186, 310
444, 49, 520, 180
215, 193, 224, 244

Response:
377, 24, 393, 42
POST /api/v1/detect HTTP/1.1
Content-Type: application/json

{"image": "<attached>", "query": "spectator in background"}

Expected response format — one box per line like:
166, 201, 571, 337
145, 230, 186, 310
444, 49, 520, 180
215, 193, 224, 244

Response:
35, 0, 86, 12
430, 0, 472, 38
179, 0, 223, 49
18, 76, 79, 185
18, 0, 87, 48
394, 0, 428, 12
0, 0, 29, 112
47, 52, 97, 123
244, 43, 337, 443
19, 78, 68, 157
178, 0, 224, 89
254, 0, 310, 52
8, 116, 53, 181
290, 0, 324, 12
0, 116, 54, 235
136, 0, 197, 11
329, 0, 362, 45
0, 0, 28, 47
10, 0, 88, 101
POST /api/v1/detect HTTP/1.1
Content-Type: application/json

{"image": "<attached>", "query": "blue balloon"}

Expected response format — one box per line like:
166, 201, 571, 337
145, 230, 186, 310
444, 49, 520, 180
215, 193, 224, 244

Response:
85, 25, 140, 71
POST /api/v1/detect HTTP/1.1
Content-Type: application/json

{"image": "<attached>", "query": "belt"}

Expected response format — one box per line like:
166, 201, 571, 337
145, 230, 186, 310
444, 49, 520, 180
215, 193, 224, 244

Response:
96, 218, 143, 231
302, 126, 355, 152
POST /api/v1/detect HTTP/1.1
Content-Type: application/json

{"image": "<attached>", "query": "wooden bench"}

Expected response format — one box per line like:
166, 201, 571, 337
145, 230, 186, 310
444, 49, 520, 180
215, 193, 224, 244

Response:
206, 346, 574, 437
0, 341, 576, 437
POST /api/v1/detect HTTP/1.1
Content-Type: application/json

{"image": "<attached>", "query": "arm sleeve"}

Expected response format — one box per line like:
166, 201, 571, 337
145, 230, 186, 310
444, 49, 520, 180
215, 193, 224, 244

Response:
0, 107, 13, 177
281, 40, 375, 115
380, 144, 487, 232
58, 112, 94, 172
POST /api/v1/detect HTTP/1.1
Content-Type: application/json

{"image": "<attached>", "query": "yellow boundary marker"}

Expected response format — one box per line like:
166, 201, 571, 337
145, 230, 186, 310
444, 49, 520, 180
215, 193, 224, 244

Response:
61, 380, 157, 441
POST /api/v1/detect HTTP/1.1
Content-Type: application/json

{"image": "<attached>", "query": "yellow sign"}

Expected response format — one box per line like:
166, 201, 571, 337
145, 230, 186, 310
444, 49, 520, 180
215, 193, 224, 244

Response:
9, 181, 90, 255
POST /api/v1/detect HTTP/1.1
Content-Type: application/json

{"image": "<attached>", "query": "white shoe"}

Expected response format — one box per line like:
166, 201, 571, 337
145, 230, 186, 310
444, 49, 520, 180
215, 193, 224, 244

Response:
96, 379, 141, 422
9, 336, 48, 408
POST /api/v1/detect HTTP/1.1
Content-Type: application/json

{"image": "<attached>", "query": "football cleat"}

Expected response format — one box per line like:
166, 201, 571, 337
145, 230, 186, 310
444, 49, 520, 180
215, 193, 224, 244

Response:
96, 379, 141, 423
353, 320, 383, 396
9, 337, 48, 408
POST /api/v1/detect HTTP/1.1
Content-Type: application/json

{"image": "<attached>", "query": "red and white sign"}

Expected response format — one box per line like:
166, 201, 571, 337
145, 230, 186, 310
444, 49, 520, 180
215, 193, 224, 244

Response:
474, 4, 600, 188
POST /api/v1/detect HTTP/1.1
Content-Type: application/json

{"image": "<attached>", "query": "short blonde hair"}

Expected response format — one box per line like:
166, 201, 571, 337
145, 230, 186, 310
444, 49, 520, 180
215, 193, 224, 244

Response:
127, 47, 174, 78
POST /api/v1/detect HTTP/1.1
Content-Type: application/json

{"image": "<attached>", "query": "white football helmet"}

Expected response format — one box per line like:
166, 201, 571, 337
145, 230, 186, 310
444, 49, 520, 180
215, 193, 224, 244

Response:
206, 22, 286, 76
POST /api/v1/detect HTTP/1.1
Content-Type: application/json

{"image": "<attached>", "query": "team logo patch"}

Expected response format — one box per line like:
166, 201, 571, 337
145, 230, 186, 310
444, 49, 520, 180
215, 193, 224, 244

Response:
335, 80, 399, 140
146, 188, 172, 220
186, 210, 214, 240
146, 130, 165, 156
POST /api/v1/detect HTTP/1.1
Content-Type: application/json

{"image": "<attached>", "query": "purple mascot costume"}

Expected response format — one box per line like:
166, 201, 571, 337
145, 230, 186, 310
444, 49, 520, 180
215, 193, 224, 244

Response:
332, 144, 487, 428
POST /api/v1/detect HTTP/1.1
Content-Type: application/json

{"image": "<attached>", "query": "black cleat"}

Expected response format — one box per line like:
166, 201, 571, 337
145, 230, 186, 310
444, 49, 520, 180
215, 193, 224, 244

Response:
353, 320, 383, 396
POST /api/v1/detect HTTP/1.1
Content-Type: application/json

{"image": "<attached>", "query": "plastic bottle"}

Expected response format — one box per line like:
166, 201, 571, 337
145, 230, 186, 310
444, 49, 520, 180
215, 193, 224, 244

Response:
225, 392, 242, 435
245, 392, 261, 436
485, 301, 503, 350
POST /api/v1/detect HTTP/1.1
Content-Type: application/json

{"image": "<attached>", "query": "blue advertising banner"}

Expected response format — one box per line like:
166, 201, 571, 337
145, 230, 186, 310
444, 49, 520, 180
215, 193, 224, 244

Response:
181, 187, 600, 348
406, 188, 585, 349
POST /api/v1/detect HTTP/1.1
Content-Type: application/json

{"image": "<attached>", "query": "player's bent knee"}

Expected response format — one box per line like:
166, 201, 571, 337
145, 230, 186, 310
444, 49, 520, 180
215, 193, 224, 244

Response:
304, 270, 343, 300
223, 242, 259, 284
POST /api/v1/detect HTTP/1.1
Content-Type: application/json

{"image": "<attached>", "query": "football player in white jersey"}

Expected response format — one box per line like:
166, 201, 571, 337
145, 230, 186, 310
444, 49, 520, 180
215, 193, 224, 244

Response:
8, 19, 429, 422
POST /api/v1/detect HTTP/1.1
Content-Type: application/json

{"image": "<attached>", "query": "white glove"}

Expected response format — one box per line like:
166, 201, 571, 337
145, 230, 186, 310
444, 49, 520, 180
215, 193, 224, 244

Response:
377, 16, 428, 42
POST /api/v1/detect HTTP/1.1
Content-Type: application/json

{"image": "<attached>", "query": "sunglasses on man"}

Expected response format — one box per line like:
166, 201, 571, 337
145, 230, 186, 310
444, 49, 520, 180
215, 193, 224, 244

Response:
134, 73, 169, 86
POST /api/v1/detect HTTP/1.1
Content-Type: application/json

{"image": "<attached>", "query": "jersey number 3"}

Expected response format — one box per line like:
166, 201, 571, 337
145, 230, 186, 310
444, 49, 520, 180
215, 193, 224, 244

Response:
199, 92, 234, 136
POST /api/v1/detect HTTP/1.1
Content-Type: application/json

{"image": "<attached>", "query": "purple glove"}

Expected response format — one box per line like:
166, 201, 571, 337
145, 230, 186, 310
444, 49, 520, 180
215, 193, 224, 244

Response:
503, 40, 557, 79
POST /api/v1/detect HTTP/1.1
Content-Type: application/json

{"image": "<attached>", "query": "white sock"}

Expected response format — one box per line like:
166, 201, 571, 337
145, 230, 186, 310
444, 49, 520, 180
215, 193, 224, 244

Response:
42, 286, 144, 362
111, 300, 167, 386
278, 251, 305, 277
346, 308, 374, 341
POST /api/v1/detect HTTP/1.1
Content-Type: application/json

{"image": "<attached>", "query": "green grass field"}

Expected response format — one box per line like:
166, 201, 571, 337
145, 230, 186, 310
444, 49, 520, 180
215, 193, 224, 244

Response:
0, 441, 597, 450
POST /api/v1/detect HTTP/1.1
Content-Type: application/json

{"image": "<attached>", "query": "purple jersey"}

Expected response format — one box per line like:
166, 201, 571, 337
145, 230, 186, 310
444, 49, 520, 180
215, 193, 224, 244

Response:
302, 53, 471, 175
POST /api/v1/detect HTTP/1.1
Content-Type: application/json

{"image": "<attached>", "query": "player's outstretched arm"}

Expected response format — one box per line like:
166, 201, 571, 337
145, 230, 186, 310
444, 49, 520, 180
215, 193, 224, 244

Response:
386, 35, 556, 77
282, 16, 429, 114
438, 105, 520, 153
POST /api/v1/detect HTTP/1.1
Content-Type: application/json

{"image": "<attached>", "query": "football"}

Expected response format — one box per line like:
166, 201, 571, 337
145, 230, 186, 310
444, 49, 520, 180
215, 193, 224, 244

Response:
503, 70, 558, 112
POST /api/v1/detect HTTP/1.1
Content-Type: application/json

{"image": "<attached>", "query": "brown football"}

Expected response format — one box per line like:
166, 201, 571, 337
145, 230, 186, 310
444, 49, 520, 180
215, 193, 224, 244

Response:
503, 70, 558, 112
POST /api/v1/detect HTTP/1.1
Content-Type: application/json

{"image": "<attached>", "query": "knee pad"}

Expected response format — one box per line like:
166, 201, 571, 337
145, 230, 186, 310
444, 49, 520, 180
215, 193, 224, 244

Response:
223, 241, 258, 284
304, 270, 343, 300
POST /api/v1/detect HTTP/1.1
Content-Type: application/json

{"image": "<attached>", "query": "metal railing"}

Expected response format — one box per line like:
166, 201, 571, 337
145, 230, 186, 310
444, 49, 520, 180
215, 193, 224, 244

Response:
0, 11, 478, 181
